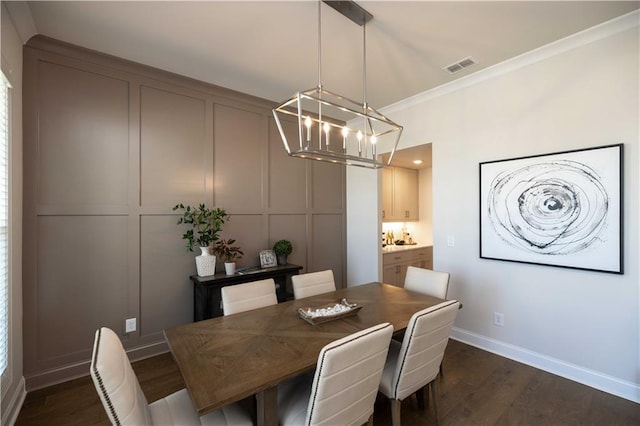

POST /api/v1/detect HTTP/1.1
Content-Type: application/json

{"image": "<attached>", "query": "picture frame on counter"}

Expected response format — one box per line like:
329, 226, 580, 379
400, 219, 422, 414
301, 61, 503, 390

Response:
259, 249, 277, 268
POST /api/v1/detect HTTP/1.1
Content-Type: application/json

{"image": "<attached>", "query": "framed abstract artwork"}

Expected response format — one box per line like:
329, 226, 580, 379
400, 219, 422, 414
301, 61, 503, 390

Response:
479, 144, 623, 274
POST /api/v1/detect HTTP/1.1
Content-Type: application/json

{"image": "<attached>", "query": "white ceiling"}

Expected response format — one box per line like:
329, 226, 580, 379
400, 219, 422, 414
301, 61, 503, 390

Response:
15, 1, 640, 109
381, 144, 432, 169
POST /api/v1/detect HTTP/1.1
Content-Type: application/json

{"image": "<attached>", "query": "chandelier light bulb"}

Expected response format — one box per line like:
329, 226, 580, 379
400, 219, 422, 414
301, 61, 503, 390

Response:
370, 135, 377, 157
305, 116, 312, 142
341, 127, 349, 149
323, 122, 331, 146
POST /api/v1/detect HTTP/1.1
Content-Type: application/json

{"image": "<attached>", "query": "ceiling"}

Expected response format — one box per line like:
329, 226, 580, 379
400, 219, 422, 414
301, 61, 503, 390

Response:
15, 1, 638, 110
381, 144, 432, 169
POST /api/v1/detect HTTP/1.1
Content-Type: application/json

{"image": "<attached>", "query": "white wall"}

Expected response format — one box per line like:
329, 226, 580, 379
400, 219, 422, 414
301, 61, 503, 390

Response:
347, 12, 639, 402
412, 167, 433, 246
346, 167, 381, 286
1, 3, 25, 424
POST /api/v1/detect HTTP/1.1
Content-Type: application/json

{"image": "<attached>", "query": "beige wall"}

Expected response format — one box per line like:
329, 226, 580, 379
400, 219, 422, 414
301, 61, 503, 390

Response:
22, 36, 346, 389
1, 3, 25, 424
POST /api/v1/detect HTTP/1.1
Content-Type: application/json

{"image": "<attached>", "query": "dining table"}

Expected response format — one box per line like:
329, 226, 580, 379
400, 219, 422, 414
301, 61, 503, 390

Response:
163, 282, 446, 426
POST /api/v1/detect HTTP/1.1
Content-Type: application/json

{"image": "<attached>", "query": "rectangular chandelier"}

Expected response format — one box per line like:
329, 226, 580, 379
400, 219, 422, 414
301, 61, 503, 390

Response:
272, 87, 403, 169
272, 1, 403, 169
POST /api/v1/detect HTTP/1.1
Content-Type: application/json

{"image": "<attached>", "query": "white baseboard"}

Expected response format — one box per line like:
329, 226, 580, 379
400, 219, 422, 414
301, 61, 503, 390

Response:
25, 339, 169, 391
451, 327, 640, 404
2, 376, 26, 426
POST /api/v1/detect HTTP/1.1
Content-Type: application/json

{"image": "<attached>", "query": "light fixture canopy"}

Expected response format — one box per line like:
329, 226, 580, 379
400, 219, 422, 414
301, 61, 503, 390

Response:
272, 0, 402, 169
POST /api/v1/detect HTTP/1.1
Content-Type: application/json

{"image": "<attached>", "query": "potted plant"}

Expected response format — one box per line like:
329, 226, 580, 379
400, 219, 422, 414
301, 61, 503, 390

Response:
173, 203, 229, 276
213, 238, 244, 275
273, 239, 293, 265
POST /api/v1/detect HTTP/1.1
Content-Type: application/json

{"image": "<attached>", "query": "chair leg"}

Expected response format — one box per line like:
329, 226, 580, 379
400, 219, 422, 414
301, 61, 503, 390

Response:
390, 399, 402, 426
416, 386, 426, 411
429, 380, 440, 426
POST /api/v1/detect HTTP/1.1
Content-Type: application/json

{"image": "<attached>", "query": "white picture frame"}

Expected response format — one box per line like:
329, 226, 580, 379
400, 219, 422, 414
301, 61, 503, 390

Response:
259, 250, 277, 268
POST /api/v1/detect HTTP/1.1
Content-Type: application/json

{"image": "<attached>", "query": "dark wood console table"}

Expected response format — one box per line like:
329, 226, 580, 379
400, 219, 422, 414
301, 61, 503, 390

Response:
191, 264, 303, 321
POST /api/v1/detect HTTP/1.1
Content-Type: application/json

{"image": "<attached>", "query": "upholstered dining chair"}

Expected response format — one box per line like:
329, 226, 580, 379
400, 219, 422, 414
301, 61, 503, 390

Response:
90, 327, 253, 426
379, 300, 460, 426
398, 267, 452, 379
403, 266, 450, 299
278, 322, 394, 426
291, 269, 336, 300
221, 278, 278, 315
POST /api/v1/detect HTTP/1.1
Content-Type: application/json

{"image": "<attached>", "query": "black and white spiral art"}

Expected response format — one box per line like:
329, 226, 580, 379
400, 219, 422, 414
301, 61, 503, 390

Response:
488, 161, 608, 255
480, 144, 623, 274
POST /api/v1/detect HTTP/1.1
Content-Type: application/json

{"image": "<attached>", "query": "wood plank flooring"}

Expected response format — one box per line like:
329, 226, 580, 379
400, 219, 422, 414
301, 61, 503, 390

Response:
15, 340, 639, 425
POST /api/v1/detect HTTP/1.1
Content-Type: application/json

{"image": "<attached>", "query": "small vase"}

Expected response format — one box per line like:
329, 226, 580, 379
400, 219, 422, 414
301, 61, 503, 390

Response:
195, 246, 216, 276
224, 262, 236, 276
276, 254, 288, 266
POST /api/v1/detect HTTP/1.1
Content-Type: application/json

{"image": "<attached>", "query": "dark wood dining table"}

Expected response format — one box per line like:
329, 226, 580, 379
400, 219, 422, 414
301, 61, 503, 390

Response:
164, 282, 446, 426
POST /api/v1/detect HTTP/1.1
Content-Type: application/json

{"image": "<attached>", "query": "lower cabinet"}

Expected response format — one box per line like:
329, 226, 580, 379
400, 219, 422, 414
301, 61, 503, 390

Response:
382, 246, 433, 287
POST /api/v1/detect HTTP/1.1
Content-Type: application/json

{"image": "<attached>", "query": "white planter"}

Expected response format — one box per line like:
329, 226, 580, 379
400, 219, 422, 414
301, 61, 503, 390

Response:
224, 262, 236, 276
195, 246, 216, 276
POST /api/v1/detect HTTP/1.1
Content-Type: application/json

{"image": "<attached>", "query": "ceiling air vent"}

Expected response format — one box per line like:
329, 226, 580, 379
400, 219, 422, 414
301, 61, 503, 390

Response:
444, 57, 476, 74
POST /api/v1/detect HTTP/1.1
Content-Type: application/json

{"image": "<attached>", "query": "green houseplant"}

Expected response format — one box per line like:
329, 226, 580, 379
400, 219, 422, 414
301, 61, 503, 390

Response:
273, 239, 293, 265
213, 238, 244, 275
173, 203, 229, 276
173, 203, 229, 251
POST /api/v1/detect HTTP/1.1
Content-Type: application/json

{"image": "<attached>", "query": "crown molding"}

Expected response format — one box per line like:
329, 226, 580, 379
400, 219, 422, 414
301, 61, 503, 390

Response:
4, 1, 38, 44
382, 9, 639, 116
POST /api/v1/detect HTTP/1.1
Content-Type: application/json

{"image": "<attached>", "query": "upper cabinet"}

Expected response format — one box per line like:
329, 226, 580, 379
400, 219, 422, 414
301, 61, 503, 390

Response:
382, 166, 419, 222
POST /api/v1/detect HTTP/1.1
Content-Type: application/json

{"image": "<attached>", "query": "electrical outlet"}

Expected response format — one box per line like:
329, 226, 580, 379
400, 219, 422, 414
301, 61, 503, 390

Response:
125, 318, 137, 333
447, 236, 455, 247
494, 312, 504, 327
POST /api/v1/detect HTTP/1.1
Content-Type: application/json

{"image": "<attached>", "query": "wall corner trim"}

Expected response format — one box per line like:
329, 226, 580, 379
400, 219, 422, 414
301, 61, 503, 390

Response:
451, 327, 640, 404
1, 376, 26, 426
382, 9, 640, 116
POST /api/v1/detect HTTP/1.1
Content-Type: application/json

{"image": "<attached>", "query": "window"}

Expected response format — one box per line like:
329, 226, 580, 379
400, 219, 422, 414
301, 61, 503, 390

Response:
0, 72, 9, 375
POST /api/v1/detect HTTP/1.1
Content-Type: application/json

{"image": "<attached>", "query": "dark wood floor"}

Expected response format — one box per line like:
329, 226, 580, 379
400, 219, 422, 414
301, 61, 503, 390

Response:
16, 340, 639, 425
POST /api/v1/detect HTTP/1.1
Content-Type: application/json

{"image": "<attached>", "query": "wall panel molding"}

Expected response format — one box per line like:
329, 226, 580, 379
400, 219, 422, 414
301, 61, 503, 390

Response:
23, 35, 346, 389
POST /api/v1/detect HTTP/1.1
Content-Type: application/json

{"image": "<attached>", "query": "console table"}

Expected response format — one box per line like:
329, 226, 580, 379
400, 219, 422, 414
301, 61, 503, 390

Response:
190, 264, 303, 321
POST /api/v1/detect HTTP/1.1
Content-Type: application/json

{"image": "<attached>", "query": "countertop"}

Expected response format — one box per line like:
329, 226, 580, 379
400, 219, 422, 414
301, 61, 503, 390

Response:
382, 244, 432, 253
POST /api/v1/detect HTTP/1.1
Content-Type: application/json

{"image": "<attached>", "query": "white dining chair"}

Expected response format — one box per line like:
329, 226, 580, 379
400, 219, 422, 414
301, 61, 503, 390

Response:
379, 300, 460, 426
399, 267, 452, 378
221, 278, 278, 315
90, 327, 253, 426
278, 322, 394, 426
403, 266, 450, 299
291, 270, 336, 299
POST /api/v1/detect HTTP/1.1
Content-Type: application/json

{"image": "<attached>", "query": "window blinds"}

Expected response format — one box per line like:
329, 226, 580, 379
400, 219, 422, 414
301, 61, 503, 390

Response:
0, 73, 9, 375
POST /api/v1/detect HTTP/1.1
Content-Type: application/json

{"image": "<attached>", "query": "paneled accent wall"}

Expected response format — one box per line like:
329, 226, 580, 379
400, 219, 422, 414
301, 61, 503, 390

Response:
22, 36, 346, 389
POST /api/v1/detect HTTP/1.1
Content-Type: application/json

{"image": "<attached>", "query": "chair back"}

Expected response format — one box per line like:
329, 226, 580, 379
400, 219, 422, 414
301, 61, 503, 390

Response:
389, 300, 459, 401
305, 323, 393, 426
403, 266, 450, 299
90, 327, 151, 425
221, 278, 278, 315
292, 270, 336, 299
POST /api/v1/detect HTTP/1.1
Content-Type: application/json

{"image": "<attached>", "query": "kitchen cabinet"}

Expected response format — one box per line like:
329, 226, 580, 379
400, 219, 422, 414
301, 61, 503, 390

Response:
382, 166, 419, 222
382, 246, 433, 287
